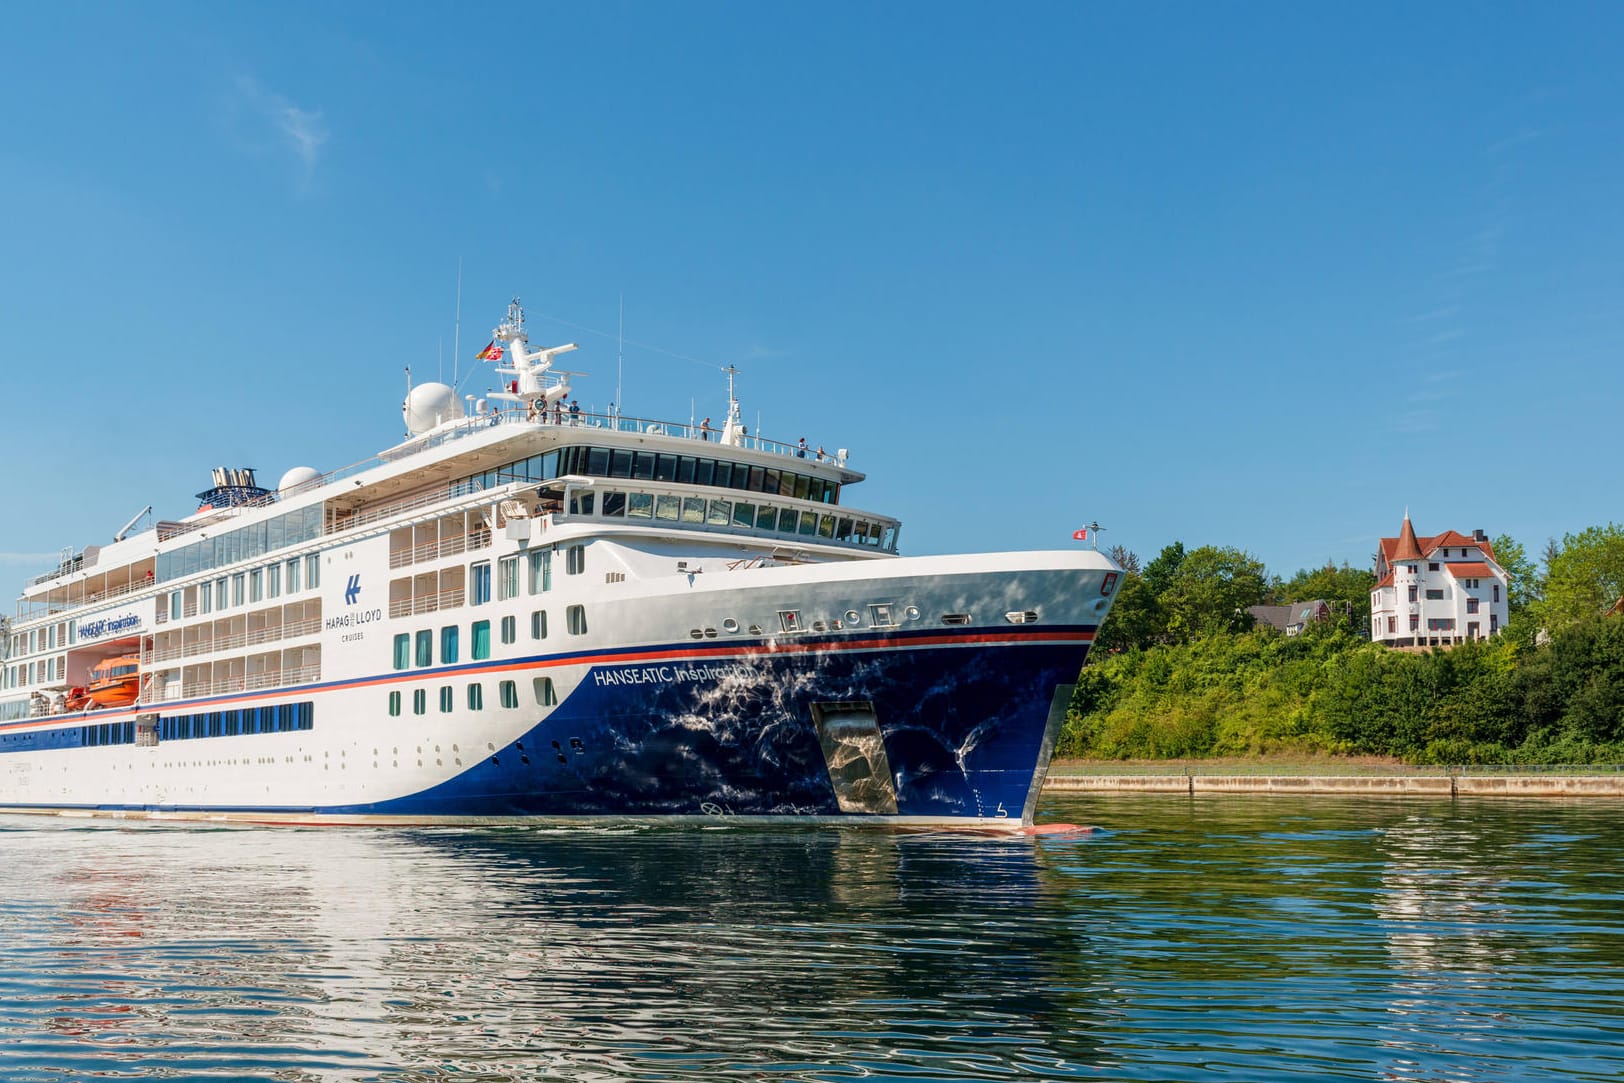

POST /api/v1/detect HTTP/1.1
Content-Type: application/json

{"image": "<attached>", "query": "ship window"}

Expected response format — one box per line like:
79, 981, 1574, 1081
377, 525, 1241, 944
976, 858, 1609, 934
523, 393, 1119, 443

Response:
498, 556, 519, 600
608, 449, 632, 478
472, 620, 491, 660
441, 625, 459, 664
631, 451, 655, 480
654, 495, 680, 521
757, 505, 777, 531
499, 680, 519, 709
415, 629, 433, 667
602, 491, 626, 517
268, 563, 280, 599
249, 569, 263, 603
654, 454, 677, 482
412, 688, 427, 715
393, 634, 410, 670
707, 499, 731, 526
764, 469, 780, 495
534, 676, 558, 706
869, 604, 895, 628
748, 466, 767, 492
779, 610, 802, 633
818, 515, 835, 539
171, 591, 183, 620
528, 549, 552, 593
586, 447, 610, 475
627, 492, 654, 519
799, 511, 818, 536
566, 605, 588, 635
306, 555, 320, 589
713, 461, 734, 488
539, 449, 560, 480
793, 475, 810, 500
440, 686, 454, 713
471, 562, 491, 605
694, 459, 715, 487
566, 545, 585, 574
467, 683, 484, 710
733, 501, 755, 528
681, 497, 706, 524
501, 616, 516, 644
286, 559, 300, 593
778, 508, 799, 534
232, 574, 245, 607
531, 610, 548, 639
569, 490, 594, 515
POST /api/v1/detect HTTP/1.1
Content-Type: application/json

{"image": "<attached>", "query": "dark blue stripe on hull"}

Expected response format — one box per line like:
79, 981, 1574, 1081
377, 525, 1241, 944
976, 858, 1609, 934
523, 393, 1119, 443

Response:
329, 639, 1089, 820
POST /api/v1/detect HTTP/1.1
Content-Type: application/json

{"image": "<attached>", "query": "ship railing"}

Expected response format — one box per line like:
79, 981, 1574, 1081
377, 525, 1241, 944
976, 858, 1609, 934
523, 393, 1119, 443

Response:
388, 587, 466, 619
177, 664, 322, 700
511, 406, 840, 463
17, 576, 157, 621
387, 529, 493, 569
144, 617, 324, 666
331, 485, 496, 536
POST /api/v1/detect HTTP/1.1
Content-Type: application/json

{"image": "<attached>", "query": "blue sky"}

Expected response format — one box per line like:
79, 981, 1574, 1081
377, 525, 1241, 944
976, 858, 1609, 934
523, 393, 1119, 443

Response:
3, 2, 1622, 600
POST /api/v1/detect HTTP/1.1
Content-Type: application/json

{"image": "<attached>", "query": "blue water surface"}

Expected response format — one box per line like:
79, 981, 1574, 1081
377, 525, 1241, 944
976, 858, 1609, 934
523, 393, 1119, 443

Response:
1, 794, 1621, 1081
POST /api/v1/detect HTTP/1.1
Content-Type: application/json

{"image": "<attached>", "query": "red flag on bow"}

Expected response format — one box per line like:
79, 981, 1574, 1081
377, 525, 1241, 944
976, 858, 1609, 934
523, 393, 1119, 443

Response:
475, 341, 503, 361
1072, 528, 1089, 541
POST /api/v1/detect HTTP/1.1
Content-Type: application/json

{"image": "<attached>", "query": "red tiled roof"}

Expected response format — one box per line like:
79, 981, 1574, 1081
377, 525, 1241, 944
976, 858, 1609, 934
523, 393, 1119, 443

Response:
1378, 527, 1498, 565
1392, 516, 1423, 561
1373, 570, 1395, 590
1445, 562, 1494, 579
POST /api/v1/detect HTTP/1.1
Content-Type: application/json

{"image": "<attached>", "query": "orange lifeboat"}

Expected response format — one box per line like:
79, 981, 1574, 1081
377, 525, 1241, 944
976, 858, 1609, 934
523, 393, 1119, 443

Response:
85, 655, 141, 708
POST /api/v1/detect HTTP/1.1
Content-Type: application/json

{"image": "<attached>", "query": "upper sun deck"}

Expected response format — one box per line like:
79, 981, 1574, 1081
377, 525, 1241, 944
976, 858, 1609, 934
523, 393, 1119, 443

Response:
16, 405, 872, 619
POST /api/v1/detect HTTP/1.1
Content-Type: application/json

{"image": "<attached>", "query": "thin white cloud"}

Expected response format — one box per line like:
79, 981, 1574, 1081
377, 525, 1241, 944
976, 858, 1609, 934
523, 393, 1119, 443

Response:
0, 552, 57, 565
227, 76, 329, 180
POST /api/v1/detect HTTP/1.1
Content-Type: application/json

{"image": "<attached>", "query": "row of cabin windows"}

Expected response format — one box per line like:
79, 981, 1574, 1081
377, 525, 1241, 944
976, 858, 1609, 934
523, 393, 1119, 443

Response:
567, 490, 894, 550
158, 702, 314, 740
464, 446, 841, 506
156, 504, 324, 583
391, 608, 585, 670
467, 547, 582, 607
163, 554, 320, 621
387, 677, 558, 716
7, 655, 69, 691
73, 702, 315, 747
12, 620, 75, 658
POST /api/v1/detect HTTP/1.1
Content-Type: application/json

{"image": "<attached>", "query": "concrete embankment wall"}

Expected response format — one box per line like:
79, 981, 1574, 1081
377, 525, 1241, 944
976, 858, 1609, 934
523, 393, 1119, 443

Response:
1044, 774, 1624, 797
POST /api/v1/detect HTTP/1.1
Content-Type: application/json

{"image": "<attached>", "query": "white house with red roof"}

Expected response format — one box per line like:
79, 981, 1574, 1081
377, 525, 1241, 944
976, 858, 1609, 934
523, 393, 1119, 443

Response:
1370, 515, 1509, 647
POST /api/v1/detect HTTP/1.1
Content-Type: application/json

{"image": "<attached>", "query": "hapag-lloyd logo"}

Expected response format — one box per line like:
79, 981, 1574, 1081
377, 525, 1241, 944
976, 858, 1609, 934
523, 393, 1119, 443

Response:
344, 574, 361, 604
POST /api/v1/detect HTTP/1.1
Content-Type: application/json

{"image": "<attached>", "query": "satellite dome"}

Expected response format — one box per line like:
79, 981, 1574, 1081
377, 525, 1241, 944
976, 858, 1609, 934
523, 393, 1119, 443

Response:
403, 382, 465, 436
278, 466, 321, 493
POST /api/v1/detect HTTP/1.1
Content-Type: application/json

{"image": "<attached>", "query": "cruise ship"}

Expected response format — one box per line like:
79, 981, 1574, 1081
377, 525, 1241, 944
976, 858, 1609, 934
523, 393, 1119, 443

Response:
0, 301, 1119, 826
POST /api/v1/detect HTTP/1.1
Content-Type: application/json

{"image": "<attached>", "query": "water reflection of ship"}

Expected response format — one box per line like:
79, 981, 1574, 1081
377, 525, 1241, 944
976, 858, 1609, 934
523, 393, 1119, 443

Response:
19, 825, 1110, 1078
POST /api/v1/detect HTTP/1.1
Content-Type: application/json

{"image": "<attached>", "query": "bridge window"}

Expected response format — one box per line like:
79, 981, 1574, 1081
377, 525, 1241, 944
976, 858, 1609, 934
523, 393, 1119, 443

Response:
627, 493, 653, 519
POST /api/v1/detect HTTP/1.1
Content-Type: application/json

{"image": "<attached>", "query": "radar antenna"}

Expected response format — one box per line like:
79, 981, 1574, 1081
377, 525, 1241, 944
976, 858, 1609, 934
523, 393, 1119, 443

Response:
719, 365, 744, 447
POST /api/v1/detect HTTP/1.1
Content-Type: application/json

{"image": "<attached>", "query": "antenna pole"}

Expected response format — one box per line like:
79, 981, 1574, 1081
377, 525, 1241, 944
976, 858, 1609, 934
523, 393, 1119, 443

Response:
453, 257, 463, 386
616, 293, 624, 420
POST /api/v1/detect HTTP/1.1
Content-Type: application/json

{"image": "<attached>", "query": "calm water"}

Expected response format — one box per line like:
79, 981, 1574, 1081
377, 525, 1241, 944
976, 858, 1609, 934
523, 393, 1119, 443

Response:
2, 796, 1622, 1082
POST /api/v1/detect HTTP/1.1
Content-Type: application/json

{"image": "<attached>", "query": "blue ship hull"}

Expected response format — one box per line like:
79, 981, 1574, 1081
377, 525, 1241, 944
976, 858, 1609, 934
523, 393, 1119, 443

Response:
332, 629, 1092, 822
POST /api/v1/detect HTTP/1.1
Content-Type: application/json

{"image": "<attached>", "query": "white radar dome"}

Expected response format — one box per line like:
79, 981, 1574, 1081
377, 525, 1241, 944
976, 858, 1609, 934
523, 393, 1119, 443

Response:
403, 382, 465, 436
278, 466, 321, 492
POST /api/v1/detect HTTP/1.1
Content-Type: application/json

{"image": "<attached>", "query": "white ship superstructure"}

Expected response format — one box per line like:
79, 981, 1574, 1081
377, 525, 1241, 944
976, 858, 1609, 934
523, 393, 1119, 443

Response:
1, 301, 1119, 825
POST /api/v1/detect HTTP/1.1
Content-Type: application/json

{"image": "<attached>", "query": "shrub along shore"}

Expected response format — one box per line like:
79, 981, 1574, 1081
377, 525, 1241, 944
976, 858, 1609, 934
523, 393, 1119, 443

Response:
1058, 619, 1624, 766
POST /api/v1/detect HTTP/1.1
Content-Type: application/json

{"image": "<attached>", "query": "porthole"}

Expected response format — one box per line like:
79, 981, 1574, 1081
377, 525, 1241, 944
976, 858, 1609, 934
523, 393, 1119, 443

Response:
723, 617, 740, 633
689, 628, 705, 639
904, 606, 921, 622
703, 627, 718, 638
844, 610, 860, 624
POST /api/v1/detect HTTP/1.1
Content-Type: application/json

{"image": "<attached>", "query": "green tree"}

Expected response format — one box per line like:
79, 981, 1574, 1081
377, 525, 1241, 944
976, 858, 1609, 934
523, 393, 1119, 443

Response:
1491, 533, 1539, 612
1159, 545, 1269, 641
1536, 524, 1624, 631
1093, 572, 1161, 654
